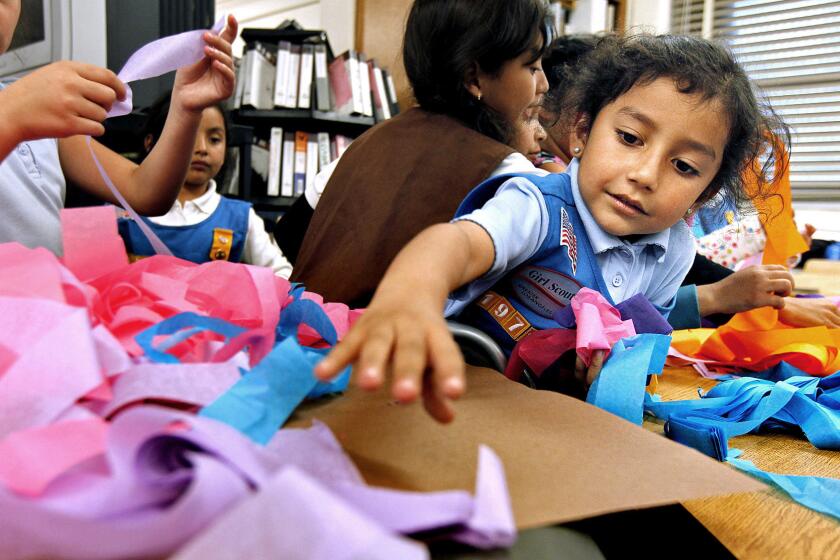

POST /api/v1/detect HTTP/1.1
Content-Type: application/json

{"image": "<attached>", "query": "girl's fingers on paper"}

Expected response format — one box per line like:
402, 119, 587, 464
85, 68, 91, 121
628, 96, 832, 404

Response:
204, 32, 234, 58
81, 81, 119, 111
69, 116, 105, 137
422, 373, 456, 424
77, 64, 126, 99
211, 60, 236, 86
766, 294, 785, 309
204, 45, 234, 71
767, 278, 793, 296
391, 325, 426, 402
355, 325, 394, 391
427, 327, 465, 400
586, 350, 605, 387
315, 330, 365, 380
75, 99, 109, 126
824, 311, 840, 329
219, 14, 239, 43
574, 355, 586, 383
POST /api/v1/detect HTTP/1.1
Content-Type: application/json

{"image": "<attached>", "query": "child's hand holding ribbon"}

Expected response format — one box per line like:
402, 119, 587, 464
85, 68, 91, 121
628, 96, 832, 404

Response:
0, 62, 126, 149
171, 14, 239, 115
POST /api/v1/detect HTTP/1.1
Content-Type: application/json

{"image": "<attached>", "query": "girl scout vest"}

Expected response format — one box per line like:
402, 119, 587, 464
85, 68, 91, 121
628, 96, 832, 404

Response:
454, 172, 613, 355
290, 108, 514, 308
118, 197, 250, 263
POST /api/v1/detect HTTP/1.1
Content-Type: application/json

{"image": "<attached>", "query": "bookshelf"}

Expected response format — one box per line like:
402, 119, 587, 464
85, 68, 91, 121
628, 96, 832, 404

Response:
227, 25, 398, 223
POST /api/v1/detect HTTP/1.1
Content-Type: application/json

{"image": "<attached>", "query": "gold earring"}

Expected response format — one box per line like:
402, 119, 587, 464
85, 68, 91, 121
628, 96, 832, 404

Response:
476, 93, 482, 102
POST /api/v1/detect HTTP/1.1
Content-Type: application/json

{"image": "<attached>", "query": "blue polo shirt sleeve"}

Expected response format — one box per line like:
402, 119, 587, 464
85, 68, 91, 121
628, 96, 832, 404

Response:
443, 177, 550, 316
668, 284, 702, 329
647, 220, 697, 317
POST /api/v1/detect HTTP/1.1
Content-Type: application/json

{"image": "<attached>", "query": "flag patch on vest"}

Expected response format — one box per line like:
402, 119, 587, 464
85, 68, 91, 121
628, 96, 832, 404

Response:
560, 207, 577, 274
477, 291, 533, 341
209, 228, 234, 261
510, 265, 582, 318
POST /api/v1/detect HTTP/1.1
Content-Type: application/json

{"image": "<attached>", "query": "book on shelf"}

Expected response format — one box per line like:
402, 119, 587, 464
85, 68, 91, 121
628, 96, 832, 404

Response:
280, 132, 295, 197
317, 132, 331, 170
231, 55, 247, 109
286, 44, 302, 109
242, 43, 276, 110
305, 133, 319, 195
250, 138, 270, 189
233, 50, 252, 109
266, 126, 283, 197
293, 131, 308, 196
328, 50, 364, 116
357, 54, 374, 118
334, 134, 352, 158
382, 68, 401, 117
297, 44, 315, 109
272, 41, 292, 108
313, 43, 331, 112
370, 61, 391, 122
228, 128, 356, 203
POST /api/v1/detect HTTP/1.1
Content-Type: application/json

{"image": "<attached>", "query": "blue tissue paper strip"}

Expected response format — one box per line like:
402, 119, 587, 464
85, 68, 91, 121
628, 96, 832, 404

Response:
586, 333, 671, 425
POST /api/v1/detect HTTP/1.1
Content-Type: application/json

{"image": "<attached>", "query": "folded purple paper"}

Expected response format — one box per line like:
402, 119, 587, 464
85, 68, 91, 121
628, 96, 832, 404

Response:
0, 407, 516, 559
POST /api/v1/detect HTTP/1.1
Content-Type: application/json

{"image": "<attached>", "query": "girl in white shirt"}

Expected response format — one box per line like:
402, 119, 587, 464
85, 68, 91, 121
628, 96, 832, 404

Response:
118, 94, 292, 278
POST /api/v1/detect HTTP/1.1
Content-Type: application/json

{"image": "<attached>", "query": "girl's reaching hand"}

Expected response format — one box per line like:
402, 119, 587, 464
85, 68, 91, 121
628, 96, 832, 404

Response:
171, 14, 238, 114
314, 292, 467, 423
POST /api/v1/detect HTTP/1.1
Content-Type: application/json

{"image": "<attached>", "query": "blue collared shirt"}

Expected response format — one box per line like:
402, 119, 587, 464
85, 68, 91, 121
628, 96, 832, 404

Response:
446, 159, 695, 315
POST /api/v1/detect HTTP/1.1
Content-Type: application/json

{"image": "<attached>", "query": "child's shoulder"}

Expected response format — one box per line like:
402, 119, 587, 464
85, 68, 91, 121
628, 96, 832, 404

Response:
459, 172, 571, 215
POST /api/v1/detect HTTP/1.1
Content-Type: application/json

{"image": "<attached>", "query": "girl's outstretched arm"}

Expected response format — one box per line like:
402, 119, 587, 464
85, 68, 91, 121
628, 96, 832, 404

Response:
315, 220, 495, 423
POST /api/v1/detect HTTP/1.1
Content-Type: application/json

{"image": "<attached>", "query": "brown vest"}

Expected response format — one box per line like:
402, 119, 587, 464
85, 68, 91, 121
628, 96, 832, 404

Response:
291, 108, 514, 307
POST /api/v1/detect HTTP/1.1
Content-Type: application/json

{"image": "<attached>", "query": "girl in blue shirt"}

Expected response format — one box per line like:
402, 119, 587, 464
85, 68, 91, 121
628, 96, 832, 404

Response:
316, 34, 788, 423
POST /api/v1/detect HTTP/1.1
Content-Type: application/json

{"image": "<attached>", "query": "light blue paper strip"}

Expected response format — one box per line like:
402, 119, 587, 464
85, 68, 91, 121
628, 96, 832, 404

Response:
135, 312, 246, 364
199, 296, 350, 443
727, 453, 840, 521
644, 368, 840, 451
586, 333, 671, 425
200, 336, 321, 444
637, 361, 840, 520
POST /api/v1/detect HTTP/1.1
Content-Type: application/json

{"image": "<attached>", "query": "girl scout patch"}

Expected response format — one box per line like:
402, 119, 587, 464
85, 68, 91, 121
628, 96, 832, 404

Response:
210, 228, 234, 261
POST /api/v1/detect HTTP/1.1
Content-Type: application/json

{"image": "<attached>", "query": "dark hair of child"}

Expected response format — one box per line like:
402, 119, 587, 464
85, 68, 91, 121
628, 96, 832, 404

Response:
402, 0, 550, 145
542, 34, 601, 91
558, 33, 789, 212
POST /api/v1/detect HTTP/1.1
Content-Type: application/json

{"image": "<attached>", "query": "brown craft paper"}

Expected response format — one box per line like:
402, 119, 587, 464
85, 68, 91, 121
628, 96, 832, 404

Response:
289, 366, 763, 529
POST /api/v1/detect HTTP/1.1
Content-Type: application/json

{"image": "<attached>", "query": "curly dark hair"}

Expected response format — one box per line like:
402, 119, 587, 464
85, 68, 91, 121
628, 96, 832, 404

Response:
403, 0, 551, 145
559, 33, 789, 213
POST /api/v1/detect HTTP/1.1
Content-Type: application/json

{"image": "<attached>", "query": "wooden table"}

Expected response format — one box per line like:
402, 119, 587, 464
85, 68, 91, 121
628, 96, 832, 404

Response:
647, 366, 840, 559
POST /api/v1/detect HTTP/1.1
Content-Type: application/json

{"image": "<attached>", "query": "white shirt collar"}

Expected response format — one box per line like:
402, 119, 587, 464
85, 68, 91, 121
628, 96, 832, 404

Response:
175, 179, 218, 214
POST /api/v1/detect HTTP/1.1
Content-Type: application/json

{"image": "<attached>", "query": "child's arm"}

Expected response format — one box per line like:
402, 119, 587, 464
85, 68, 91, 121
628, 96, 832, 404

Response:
58, 15, 239, 216
315, 220, 495, 423
243, 209, 293, 278
0, 62, 126, 162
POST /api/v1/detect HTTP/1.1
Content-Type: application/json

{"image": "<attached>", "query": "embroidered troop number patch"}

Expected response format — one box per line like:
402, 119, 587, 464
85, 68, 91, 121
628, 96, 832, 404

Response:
477, 291, 533, 341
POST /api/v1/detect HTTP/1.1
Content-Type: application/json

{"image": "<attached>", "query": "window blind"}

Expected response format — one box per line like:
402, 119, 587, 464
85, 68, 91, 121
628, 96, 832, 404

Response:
672, 0, 840, 200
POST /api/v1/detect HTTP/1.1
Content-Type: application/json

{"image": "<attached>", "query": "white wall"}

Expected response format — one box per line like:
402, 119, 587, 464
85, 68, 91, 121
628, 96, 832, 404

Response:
216, 0, 356, 57
625, 0, 671, 33
563, 0, 671, 35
